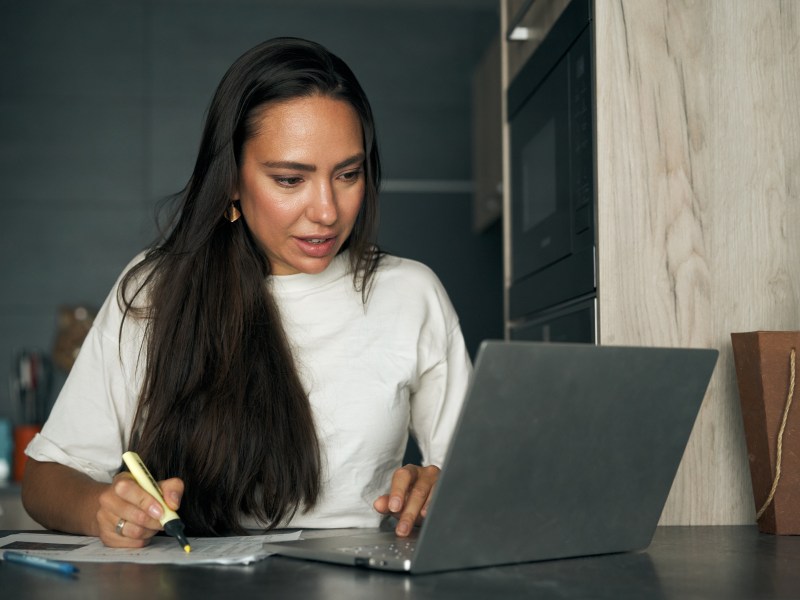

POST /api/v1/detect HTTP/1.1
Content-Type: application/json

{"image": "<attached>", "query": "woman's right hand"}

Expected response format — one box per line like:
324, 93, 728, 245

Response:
96, 472, 185, 548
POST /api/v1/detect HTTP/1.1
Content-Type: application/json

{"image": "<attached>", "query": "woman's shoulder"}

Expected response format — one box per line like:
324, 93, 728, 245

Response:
376, 254, 442, 285
371, 254, 461, 351
92, 251, 153, 333
115, 251, 155, 298
373, 254, 454, 313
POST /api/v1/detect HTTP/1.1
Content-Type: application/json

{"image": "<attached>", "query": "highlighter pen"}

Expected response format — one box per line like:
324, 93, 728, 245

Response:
3, 550, 79, 575
121, 451, 192, 553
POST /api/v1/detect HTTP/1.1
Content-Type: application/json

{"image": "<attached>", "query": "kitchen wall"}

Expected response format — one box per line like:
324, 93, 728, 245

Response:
0, 0, 501, 423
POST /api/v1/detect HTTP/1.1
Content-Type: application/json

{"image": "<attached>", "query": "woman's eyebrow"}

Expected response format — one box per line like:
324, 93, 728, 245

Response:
263, 160, 315, 171
334, 153, 365, 171
262, 153, 365, 173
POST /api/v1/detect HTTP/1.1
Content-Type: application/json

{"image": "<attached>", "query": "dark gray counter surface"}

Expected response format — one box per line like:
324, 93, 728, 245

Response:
1, 526, 796, 599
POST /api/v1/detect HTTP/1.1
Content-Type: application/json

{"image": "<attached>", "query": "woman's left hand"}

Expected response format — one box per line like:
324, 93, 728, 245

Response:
373, 464, 440, 537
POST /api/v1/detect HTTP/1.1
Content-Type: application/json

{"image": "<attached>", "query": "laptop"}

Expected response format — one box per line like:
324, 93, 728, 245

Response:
263, 340, 718, 573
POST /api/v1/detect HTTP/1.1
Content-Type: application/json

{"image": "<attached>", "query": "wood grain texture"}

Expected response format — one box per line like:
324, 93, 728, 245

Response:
594, 0, 800, 524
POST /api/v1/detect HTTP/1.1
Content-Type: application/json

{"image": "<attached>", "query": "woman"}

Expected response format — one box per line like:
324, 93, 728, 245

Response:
21, 37, 471, 548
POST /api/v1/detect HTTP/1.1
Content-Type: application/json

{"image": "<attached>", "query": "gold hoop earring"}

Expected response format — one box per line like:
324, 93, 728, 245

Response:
225, 201, 241, 223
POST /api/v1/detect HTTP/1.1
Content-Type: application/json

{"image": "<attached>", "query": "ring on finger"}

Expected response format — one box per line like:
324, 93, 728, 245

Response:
116, 518, 126, 537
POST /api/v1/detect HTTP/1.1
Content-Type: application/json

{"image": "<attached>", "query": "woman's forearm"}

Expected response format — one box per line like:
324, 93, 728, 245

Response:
21, 458, 109, 536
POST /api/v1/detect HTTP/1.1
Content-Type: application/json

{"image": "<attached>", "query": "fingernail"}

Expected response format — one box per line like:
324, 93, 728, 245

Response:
169, 492, 181, 508
389, 497, 402, 513
148, 504, 163, 519
397, 522, 410, 536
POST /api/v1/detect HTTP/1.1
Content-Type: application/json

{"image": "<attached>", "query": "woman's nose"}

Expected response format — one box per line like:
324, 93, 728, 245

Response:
306, 182, 338, 225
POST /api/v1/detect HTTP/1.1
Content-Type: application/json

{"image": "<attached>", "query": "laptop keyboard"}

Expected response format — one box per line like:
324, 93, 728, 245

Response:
335, 539, 417, 561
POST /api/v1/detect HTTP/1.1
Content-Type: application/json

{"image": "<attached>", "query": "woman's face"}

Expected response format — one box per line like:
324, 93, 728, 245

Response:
234, 95, 365, 276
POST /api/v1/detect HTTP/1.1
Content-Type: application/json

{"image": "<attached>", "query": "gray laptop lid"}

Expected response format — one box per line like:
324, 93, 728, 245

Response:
264, 341, 718, 573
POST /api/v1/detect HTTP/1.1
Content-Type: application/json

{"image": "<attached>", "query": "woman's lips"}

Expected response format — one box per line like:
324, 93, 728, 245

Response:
294, 235, 337, 257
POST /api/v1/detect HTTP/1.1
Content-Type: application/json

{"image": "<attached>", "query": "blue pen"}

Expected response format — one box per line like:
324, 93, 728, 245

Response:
3, 551, 79, 575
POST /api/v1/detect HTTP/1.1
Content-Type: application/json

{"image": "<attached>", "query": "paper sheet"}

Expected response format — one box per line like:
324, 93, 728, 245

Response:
0, 530, 301, 565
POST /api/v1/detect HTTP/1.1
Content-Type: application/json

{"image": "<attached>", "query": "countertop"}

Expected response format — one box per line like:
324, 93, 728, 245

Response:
0, 525, 797, 599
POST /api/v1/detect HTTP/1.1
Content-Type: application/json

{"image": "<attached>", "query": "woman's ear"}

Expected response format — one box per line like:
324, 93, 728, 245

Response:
229, 170, 241, 201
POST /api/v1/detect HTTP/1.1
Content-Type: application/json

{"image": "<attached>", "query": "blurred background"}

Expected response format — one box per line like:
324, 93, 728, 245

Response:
0, 0, 503, 456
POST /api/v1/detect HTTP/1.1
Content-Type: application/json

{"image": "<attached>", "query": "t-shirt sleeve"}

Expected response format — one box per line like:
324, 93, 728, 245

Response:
25, 277, 144, 483
407, 271, 473, 468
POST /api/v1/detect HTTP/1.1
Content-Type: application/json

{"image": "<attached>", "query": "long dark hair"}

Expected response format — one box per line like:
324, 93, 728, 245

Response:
119, 38, 382, 535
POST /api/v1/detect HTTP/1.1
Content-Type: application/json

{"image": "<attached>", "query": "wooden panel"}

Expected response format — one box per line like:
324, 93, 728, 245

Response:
595, 0, 800, 524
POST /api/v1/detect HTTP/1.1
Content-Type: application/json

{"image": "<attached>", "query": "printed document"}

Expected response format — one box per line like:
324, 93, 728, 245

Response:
0, 531, 301, 565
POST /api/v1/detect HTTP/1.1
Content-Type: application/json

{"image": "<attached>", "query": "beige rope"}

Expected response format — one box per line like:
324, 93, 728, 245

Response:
756, 347, 797, 520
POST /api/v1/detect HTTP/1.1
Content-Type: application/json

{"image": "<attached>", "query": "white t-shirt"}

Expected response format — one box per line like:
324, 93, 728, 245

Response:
26, 251, 472, 529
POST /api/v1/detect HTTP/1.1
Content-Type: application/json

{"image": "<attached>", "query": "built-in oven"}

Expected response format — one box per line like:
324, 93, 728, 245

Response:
507, 0, 595, 342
